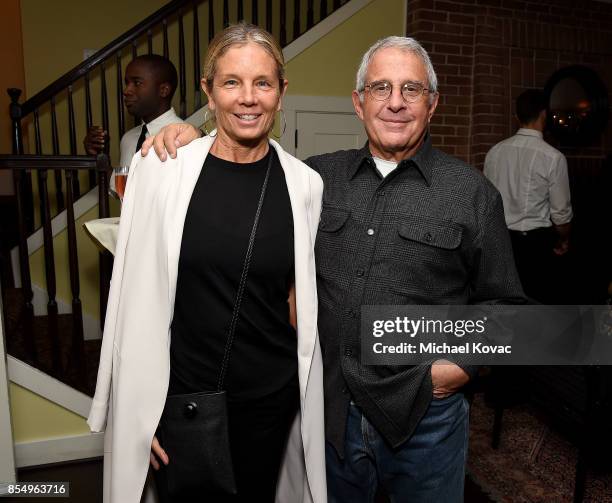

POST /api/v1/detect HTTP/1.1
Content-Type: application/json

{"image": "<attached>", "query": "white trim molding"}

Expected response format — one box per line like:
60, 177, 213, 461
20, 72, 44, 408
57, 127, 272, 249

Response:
6, 357, 102, 468
283, 0, 374, 61
0, 290, 17, 483
7, 356, 92, 418
14, 432, 103, 468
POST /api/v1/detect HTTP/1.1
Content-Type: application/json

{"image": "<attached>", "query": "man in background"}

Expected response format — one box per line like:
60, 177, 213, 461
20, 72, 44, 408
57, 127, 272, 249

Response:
83, 54, 182, 168
484, 89, 572, 303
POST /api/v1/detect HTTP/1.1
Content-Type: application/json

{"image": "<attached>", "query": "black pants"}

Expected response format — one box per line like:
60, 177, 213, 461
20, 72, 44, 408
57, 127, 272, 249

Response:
154, 380, 299, 503
510, 227, 558, 304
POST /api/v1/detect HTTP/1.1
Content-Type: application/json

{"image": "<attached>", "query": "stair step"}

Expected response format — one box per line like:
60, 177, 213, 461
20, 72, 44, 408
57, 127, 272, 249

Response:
3, 287, 101, 396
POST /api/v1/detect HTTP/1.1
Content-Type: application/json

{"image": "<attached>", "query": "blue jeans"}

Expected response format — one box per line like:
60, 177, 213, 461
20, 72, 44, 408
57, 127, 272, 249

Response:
326, 393, 469, 503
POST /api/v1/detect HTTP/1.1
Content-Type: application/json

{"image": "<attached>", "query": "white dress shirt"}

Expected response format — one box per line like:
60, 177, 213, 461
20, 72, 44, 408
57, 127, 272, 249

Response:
118, 107, 183, 168
484, 128, 573, 232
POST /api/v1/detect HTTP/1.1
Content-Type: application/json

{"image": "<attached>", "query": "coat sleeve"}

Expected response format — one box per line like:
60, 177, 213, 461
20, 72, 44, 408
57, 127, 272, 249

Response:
87, 152, 142, 432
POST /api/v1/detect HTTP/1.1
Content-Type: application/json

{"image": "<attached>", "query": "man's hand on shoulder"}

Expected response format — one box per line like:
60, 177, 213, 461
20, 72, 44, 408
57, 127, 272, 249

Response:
140, 123, 202, 161
431, 360, 470, 399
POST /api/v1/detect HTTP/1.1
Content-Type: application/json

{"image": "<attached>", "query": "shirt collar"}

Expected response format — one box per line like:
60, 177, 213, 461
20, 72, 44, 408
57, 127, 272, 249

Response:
143, 107, 179, 134
516, 127, 543, 139
349, 134, 434, 185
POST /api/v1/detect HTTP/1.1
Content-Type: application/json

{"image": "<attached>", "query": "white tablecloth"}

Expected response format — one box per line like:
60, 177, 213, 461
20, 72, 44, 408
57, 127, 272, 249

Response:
83, 217, 120, 255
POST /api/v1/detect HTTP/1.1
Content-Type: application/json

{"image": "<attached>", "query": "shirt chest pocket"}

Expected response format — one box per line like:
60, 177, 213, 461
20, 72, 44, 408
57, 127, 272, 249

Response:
319, 206, 350, 232
390, 218, 466, 298
397, 220, 462, 250
315, 205, 351, 272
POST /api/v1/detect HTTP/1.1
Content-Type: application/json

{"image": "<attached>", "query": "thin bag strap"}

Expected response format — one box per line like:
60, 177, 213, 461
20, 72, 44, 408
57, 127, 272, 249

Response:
216, 149, 274, 391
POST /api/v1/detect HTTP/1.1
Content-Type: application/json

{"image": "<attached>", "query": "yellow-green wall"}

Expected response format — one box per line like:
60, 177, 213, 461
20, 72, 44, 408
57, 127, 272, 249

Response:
9, 383, 89, 443
13, 0, 406, 444
286, 0, 405, 96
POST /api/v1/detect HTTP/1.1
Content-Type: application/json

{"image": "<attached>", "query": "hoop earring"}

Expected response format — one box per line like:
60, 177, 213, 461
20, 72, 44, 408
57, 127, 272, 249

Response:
271, 110, 287, 139
203, 108, 217, 137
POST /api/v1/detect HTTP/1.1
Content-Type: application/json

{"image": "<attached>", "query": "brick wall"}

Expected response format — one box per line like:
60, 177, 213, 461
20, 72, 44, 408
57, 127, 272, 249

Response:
406, 0, 612, 168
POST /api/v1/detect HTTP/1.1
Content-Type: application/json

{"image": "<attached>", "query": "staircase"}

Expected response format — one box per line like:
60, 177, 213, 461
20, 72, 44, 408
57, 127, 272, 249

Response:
1, 0, 356, 398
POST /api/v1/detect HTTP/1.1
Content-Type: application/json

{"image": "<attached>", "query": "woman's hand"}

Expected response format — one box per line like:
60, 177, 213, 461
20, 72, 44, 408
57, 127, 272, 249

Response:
288, 283, 297, 331
140, 123, 202, 161
150, 435, 169, 470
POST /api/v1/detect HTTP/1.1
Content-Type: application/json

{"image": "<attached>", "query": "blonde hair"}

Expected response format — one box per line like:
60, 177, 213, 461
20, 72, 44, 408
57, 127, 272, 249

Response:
202, 22, 285, 90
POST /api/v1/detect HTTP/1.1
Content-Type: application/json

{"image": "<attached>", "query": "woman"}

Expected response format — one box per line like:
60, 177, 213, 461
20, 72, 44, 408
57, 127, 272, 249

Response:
88, 23, 326, 503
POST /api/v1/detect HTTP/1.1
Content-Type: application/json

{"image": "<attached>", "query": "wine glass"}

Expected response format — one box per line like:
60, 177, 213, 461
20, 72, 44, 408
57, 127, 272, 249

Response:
110, 165, 129, 202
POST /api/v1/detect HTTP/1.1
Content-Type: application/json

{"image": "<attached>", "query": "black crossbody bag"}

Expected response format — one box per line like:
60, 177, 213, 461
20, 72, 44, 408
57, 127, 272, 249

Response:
157, 151, 273, 499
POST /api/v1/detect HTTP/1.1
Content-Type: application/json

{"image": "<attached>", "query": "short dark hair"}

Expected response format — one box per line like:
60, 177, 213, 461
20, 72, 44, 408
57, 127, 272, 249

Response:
516, 89, 547, 125
131, 54, 178, 100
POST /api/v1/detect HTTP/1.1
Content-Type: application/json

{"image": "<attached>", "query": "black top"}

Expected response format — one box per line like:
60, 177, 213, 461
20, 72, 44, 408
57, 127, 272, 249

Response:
305, 135, 526, 456
169, 148, 297, 401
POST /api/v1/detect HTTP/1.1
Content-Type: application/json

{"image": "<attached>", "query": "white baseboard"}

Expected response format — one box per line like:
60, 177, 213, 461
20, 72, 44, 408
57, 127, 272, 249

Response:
7, 356, 93, 419
14, 432, 103, 468
7, 357, 101, 468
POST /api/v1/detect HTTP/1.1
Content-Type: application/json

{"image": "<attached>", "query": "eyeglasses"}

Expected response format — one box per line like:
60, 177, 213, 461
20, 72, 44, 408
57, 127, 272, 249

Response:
363, 80, 433, 103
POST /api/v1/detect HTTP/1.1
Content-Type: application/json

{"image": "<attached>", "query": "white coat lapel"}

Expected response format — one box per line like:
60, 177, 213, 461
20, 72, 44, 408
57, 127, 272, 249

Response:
165, 135, 215, 311
270, 139, 317, 400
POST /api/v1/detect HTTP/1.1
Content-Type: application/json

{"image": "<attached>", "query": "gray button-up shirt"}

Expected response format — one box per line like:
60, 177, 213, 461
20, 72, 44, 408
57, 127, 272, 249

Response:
306, 136, 525, 456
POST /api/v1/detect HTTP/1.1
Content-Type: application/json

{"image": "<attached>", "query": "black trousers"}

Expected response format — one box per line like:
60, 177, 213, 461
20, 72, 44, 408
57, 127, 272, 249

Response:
153, 380, 299, 503
509, 227, 558, 304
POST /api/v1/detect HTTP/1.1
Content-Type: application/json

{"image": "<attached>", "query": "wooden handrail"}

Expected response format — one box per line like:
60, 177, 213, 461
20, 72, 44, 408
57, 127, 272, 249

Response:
0, 155, 104, 171
19, 0, 202, 116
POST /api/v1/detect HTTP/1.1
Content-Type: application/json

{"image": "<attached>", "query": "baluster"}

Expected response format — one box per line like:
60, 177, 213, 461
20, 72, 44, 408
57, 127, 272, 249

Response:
163, 19, 169, 58
293, 0, 301, 40
38, 166, 61, 376
8, 89, 34, 233
12, 168, 36, 361
333, 0, 340, 9
307, 0, 314, 29
238, 0, 244, 21
116, 52, 125, 138
280, 1, 287, 46
50, 96, 60, 155
208, 0, 215, 42
85, 73, 93, 129
223, 0, 229, 27
67, 86, 80, 198
132, 40, 138, 60
193, 2, 202, 111
85, 73, 96, 188
50, 95, 65, 211
64, 167, 86, 388
320, 0, 326, 19
266, 0, 272, 32
8, 89, 24, 155
33, 109, 42, 154
147, 29, 153, 54
100, 63, 110, 155
178, 10, 186, 119
252, 0, 259, 25
96, 154, 112, 332
67, 86, 77, 156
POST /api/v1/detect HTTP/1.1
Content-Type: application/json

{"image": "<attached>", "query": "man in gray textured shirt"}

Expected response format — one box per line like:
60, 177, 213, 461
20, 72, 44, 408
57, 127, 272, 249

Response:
143, 36, 524, 503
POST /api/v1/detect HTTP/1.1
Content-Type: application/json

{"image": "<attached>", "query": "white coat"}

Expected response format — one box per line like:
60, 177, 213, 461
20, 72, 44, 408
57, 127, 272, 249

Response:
88, 134, 327, 503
